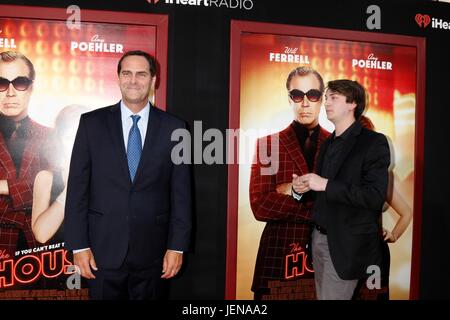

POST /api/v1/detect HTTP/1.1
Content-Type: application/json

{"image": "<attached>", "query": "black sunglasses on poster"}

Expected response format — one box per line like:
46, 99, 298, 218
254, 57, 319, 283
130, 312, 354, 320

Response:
0, 77, 34, 92
288, 89, 322, 103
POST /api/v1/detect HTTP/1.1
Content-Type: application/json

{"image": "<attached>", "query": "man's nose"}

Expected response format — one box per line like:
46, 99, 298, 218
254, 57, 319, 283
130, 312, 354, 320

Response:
301, 96, 310, 107
6, 83, 16, 96
130, 74, 139, 83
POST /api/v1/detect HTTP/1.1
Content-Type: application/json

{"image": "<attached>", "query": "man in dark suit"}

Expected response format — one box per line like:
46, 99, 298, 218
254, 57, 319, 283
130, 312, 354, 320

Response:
65, 50, 192, 300
249, 67, 329, 300
293, 79, 390, 300
0, 51, 53, 256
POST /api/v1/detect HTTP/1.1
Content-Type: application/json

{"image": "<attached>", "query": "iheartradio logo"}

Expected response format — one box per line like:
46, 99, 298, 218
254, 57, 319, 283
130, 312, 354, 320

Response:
145, 0, 254, 10
415, 13, 450, 30
415, 14, 431, 28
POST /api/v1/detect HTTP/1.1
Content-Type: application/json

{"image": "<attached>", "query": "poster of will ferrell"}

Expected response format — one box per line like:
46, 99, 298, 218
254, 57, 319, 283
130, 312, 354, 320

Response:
227, 21, 425, 300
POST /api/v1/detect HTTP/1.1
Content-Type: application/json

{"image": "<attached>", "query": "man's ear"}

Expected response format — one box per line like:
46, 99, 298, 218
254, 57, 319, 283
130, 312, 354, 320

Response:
148, 76, 157, 103
151, 75, 156, 90
348, 101, 357, 112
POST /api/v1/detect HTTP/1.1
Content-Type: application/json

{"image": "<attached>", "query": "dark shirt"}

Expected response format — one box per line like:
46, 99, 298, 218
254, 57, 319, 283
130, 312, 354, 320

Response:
291, 121, 320, 171
0, 115, 30, 175
313, 120, 360, 229
291, 121, 320, 204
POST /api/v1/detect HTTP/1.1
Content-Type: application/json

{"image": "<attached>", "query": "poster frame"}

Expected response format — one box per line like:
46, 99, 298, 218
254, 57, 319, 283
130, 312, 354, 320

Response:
225, 20, 426, 300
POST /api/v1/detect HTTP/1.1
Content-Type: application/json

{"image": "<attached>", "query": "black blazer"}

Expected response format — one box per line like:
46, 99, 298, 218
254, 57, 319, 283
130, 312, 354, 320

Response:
316, 121, 390, 280
65, 103, 192, 269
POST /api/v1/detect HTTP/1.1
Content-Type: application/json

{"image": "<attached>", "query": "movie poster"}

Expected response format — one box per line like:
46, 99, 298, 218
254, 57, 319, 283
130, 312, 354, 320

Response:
0, 7, 166, 299
227, 22, 424, 300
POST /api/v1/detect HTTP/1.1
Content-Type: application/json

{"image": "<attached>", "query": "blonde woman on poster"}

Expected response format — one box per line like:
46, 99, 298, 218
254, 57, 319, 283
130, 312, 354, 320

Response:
352, 115, 413, 299
359, 115, 413, 244
31, 104, 90, 244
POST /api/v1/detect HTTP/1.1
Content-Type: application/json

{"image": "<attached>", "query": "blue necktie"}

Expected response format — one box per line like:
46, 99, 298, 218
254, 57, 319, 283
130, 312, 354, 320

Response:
127, 115, 142, 182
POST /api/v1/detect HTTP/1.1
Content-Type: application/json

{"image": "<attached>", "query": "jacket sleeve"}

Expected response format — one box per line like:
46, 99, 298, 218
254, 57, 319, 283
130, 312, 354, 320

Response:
64, 116, 92, 251
249, 135, 312, 223
167, 122, 192, 252
325, 133, 390, 211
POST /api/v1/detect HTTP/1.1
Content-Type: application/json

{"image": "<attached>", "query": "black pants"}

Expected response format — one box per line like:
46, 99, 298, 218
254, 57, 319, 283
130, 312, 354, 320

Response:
87, 253, 166, 300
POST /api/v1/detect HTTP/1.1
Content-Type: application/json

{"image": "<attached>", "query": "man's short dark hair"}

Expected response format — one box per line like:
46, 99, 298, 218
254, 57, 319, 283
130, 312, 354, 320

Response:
326, 79, 366, 119
286, 66, 324, 92
0, 51, 36, 80
117, 50, 157, 77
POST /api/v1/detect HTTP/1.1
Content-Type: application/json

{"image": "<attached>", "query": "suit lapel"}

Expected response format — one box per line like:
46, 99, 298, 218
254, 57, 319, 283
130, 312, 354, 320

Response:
316, 137, 330, 175
107, 103, 131, 184
0, 133, 16, 178
313, 127, 331, 172
281, 125, 309, 174
133, 106, 161, 185
328, 122, 362, 179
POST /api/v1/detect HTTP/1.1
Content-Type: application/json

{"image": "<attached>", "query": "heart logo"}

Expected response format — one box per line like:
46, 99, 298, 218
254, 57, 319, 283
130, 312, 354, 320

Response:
415, 14, 431, 28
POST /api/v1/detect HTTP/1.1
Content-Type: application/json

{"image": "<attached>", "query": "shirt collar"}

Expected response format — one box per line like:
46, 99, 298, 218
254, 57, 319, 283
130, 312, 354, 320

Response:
292, 120, 320, 137
120, 101, 150, 122
332, 120, 359, 141
0, 115, 30, 137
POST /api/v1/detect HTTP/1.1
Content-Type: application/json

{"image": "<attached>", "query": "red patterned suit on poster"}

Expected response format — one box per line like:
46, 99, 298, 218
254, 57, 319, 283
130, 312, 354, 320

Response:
0, 51, 53, 256
250, 124, 329, 299
249, 67, 329, 300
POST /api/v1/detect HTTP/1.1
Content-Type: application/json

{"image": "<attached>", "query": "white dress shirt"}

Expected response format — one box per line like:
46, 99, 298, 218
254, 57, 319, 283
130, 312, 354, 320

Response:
120, 100, 150, 151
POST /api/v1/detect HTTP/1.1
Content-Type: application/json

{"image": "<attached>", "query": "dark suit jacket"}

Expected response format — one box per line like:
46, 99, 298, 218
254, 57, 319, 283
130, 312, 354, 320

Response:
249, 123, 329, 291
0, 119, 52, 253
316, 121, 390, 280
65, 103, 192, 269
